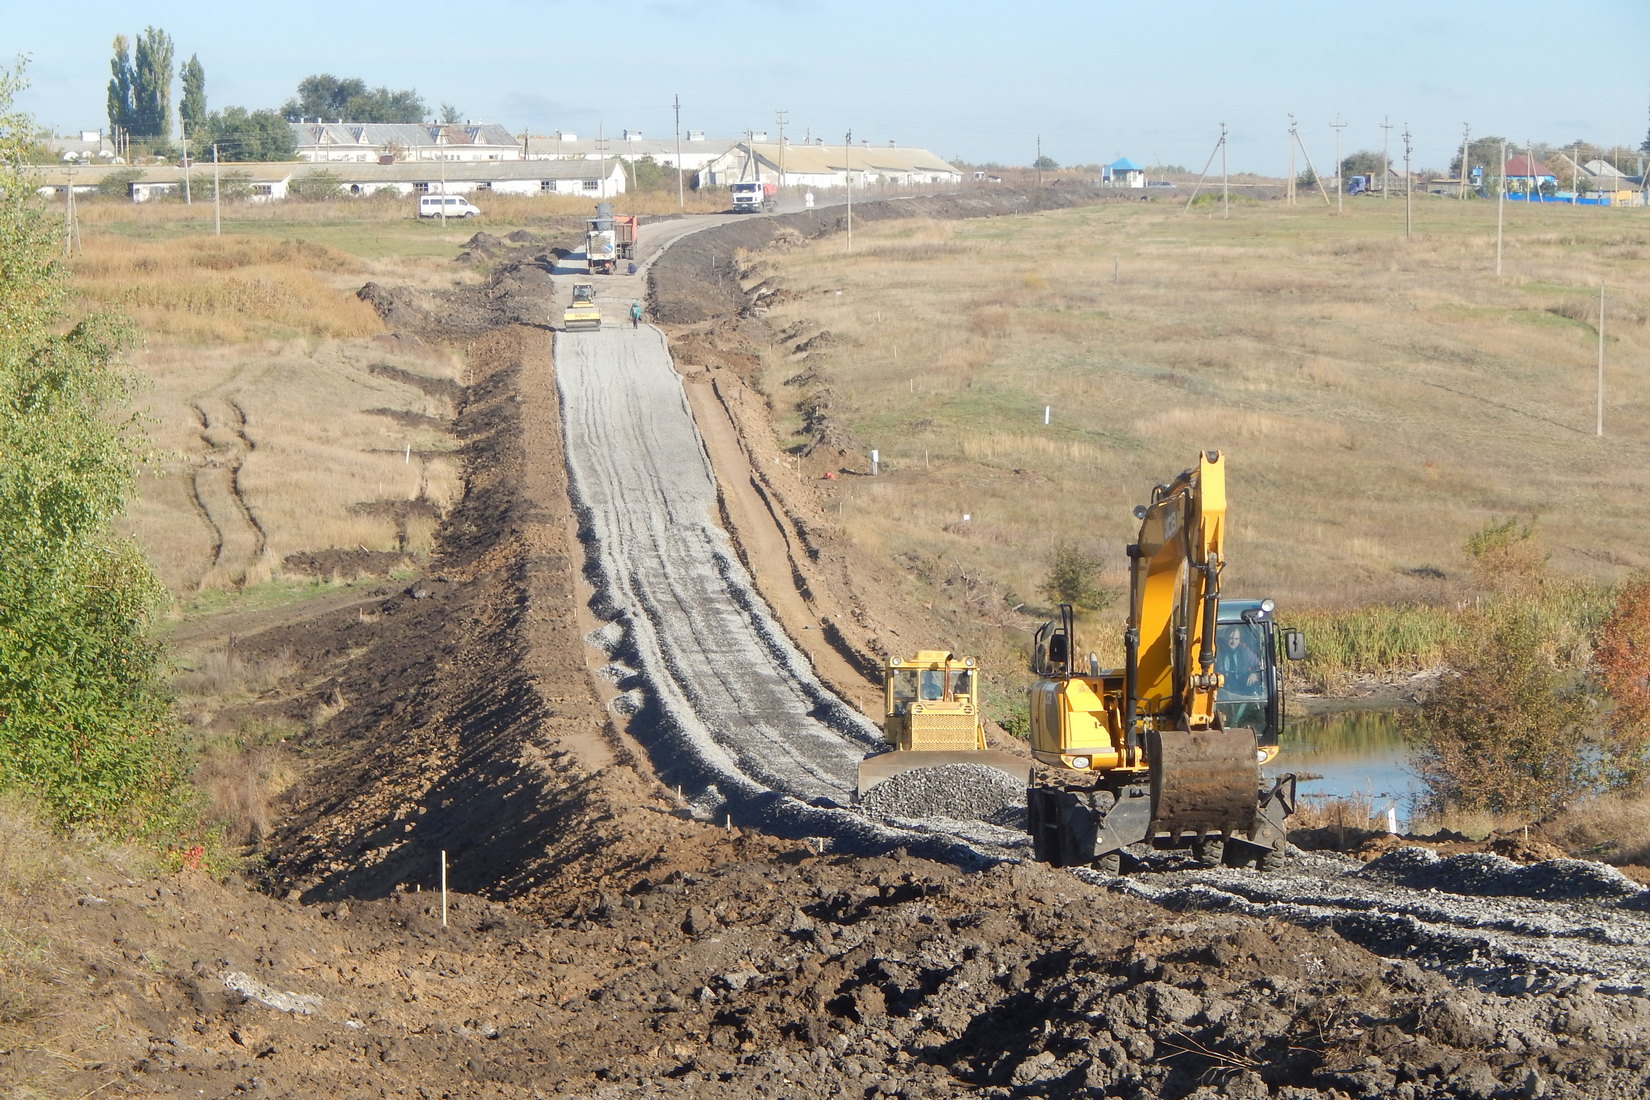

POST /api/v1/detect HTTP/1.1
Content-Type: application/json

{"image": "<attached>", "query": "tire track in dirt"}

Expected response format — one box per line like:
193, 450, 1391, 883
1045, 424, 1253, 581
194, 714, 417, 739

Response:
187, 397, 265, 587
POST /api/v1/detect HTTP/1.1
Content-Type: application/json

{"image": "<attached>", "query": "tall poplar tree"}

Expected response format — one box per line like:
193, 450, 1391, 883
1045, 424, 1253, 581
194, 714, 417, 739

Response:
130, 26, 174, 138
179, 54, 206, 140
107, 34, 133, 135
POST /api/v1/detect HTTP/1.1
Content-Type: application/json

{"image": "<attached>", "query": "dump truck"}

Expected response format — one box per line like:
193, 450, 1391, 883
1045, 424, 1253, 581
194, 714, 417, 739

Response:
730, 180, 777, 213
857, 651, 1030, 796
563, 283, 601, 331
1025, 451, 1303, 872
586, 203, 638, 275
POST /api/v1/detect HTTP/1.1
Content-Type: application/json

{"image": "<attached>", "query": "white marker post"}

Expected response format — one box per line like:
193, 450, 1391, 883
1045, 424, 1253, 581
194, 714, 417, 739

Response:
870, 449, 879, 476
440, 850, 448, 927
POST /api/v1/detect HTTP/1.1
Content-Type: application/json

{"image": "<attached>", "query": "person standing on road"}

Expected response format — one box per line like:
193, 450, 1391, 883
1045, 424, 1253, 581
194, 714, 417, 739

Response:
630, 300, 642, 329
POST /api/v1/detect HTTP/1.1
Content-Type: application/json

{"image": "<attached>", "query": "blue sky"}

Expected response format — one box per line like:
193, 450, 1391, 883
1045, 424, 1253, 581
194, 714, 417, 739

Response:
6, 1, 1648, 173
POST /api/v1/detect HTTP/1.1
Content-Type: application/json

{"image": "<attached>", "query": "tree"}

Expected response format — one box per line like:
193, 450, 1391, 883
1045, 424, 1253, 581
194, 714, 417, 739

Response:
0, 63, 179, 828
1448, 135, 1510, 184
1032, 155, 1058, 170
1042, 544, 1112, 613
107, 35, 133, 135
179, 54, 206, 140
283, 74, 426, 123
289, 169, 344, 201
130, 26, 174, 138
1404, 520, 1593, 815
284, 74, 365, 120
1591, 572, 1650, 788
1340, 149, 1385, 177
629, 154, 674, 192
439, 101, 461, 124
198, 106, 297, 162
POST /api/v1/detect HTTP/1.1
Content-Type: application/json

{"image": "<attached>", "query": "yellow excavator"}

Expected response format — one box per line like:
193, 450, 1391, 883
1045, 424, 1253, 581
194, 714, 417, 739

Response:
1026, 451, 1302, 871
563, 283, 602, 331
857, 651, 1030, 796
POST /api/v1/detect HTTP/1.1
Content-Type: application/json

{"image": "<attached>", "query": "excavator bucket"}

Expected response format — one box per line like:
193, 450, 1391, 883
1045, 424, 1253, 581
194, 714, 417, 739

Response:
857, 749, 1031, 798
1147, 727, 1261, 841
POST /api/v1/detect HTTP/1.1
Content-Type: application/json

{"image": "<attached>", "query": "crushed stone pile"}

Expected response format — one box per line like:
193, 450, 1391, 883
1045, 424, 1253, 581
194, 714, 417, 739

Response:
1356, 846, 1647, 901
858, 762, 1027, 822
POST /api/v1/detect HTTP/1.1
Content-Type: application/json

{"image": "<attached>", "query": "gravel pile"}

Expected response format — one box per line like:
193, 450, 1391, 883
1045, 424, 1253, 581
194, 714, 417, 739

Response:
857, 762, 1027, 822
1355, 846, 1647, 901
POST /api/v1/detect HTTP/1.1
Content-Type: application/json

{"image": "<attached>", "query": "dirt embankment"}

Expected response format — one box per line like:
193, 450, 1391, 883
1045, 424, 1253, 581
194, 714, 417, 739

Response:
9, 200, 1650, 1099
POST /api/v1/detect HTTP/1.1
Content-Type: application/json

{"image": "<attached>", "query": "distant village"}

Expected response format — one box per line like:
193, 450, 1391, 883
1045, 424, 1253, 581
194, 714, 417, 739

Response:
30, 122, 1649, 207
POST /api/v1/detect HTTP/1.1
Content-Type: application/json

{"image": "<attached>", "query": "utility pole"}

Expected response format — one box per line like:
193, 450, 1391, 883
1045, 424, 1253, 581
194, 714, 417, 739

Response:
1286, 115, 1297, 205
597, 123, 606, 199
1221, 122, 1229, 218
1402, 125, 1412, 238
1380, 116, 1392, 199
776, 108, 788, 194
1036, 134, 1042, 189
64, 163, 75, 256
1331, 114, 1346, 213
182, 120, 191, 205
213, 144, 221, 236
1496, 140, 1506, 276
1459, 123, 1470, 199
1597, 283, 1606, 437
674, 93, 684, 210
845, 129, 852, 251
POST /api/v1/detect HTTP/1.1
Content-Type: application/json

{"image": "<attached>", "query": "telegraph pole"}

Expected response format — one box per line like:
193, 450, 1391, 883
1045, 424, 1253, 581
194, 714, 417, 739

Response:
213, 144, 221, 235
1380, 116, 1392, 198
1402, 125, 1413, 238
1459, 123, 1470, 199
845, 129, 852, 251
1331, 114, 1346, 213
776, 108, 788, 194
1221, 122, 1229, 218
1496, 141, 1506, 276
182, 121, 191, 205
1036, 134, 1042, 189
1286, 115, 1297, 204
674, 93, 683, 210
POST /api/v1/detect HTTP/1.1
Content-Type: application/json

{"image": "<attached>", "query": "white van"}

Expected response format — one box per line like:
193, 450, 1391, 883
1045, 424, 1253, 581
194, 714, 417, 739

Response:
418, 194, 481, 219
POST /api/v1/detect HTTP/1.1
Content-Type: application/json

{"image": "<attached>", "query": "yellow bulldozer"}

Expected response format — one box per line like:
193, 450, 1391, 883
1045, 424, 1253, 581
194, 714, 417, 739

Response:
563, 282, 602, 331
856, 651, 1030, 796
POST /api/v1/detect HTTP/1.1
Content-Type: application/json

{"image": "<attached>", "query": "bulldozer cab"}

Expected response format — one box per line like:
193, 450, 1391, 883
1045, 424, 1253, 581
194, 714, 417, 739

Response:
1213, 598, 1302, 753
857, 651, 1030, 797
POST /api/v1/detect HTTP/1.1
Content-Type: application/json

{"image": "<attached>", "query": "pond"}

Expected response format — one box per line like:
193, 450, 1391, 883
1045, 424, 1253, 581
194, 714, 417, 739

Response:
1266, 707, 1418, 821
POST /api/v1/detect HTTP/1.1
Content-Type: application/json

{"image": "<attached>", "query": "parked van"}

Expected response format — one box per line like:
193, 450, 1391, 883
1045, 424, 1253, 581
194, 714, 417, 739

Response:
417, 195, 481, 219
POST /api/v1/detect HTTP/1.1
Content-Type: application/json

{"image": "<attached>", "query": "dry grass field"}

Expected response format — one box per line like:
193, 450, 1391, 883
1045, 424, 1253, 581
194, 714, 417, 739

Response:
74, 233, 465, 599
758, 195, 1650, 674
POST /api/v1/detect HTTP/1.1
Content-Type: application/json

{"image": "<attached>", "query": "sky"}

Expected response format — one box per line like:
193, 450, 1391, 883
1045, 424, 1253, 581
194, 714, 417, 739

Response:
6, 1, 1648, 175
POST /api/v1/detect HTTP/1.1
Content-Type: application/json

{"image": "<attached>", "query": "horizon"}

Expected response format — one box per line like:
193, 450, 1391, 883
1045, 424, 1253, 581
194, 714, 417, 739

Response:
9, 1, 1649, 176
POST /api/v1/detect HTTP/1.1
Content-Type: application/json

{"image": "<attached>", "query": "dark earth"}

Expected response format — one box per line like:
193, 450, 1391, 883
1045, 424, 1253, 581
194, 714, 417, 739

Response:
7, 191, 1648, 1099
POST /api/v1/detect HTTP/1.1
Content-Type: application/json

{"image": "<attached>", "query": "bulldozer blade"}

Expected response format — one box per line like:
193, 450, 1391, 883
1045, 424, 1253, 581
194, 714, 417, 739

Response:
1148, 727, 1262, 842
856, 750, 1030, 799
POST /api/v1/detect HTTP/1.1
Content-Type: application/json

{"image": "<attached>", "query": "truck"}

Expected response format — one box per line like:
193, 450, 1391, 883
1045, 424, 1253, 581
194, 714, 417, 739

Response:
730, 181, 777, 213
585, 203, 638, 275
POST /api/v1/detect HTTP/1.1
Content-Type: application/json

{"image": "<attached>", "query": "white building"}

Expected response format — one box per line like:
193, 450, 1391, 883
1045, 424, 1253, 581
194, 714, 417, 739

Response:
700, 141, 961, 190
291, 122, 522, 163
524, 130, 732, 176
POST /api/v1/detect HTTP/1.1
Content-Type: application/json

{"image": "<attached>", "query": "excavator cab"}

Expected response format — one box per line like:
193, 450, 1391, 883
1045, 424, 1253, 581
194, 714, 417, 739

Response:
1213, 598, 1303, 760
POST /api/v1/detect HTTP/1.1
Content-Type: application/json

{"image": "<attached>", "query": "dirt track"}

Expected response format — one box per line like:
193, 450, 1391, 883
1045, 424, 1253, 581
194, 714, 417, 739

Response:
13, 193, 1650, 1099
